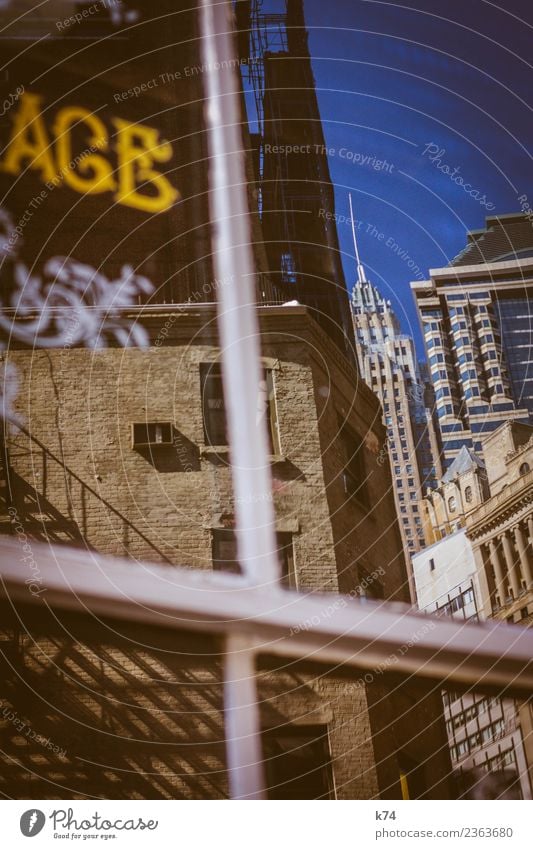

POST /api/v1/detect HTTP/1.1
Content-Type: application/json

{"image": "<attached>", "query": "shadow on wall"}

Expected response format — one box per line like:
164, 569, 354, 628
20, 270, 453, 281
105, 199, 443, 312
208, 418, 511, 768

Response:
0, 606, 339, 800
134, 426, 200, 473
0, 608, 228, 799
2, 427, 174, 564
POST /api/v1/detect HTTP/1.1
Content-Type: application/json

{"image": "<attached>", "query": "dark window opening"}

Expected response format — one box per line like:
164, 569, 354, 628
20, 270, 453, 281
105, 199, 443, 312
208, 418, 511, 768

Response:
201, 364, 279, 453
201, 363, 227, 447
356, 565, 384, 600
132, 422, 173, 448
262, 725, 334, 799
281, 250, 298, 285
212, 529, 295, 586
339, 422, 368, 505
397, 753, 427, 800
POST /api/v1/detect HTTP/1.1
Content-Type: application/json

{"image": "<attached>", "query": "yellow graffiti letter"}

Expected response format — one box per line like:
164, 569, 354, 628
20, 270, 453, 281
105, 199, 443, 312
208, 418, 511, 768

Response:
113, 118, 178, 213
53, 107, 116, 194
1, 92, 57, 181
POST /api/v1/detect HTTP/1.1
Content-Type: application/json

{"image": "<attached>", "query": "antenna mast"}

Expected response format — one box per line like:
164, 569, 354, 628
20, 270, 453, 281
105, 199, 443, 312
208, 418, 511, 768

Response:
349, 193, 367, 284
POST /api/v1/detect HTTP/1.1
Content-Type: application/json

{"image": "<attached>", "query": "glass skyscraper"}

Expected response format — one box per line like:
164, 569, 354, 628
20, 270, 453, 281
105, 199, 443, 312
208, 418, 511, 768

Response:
411, 213, 533, 471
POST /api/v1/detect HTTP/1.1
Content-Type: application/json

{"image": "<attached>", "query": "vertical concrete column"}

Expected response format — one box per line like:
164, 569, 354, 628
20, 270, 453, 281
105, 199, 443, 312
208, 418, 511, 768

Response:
528, 516, 533, 550
488, 537, 506, 604
473, 543, 493, 617
501, 531, 521, 598
514, 523, 533, 588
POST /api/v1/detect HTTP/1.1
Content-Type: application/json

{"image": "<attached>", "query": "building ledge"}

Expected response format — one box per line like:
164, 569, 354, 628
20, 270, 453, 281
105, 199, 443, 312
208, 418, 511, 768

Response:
466, 470, 533, 537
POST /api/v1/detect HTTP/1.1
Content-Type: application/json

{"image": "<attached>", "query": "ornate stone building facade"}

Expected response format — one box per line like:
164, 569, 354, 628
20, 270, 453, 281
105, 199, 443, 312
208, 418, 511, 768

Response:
422, 445, 489, 546
413, 420, 533, 797
466, 421, 533, 623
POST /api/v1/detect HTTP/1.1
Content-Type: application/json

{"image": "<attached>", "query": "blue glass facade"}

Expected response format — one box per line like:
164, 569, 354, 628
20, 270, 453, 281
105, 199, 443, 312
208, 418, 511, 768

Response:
497, 297, 533, 417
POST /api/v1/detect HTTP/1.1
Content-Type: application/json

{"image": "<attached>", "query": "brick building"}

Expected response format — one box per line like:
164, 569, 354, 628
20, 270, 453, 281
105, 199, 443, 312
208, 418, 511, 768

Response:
0, 0, 453, 799
1, 303, 453, 798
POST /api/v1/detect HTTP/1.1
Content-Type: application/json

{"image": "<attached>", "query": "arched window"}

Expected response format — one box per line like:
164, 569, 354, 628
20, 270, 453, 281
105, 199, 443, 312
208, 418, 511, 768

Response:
464, 485, 473, 503
448, 495, 457, 513
519, 462, 530, 476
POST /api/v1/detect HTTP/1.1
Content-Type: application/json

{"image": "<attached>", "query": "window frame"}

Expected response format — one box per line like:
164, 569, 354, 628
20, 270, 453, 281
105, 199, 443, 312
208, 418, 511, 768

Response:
339, 420, 369, 507
212, 527, 296, 587
201, 362, 281, 456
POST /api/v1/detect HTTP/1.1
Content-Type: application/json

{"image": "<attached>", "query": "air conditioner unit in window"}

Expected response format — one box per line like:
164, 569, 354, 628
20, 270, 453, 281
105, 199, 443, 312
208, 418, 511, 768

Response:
132, 422, 173, 448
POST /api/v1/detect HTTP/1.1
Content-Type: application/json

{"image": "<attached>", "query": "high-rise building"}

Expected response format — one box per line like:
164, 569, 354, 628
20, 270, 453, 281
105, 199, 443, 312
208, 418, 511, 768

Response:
238, 0, 355, 360
411, 213, 533, 472
351, 241, 441, 558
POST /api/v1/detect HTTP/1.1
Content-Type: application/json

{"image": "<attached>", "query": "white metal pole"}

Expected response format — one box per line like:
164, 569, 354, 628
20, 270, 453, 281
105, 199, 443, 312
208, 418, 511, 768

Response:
199, 0, 280, 588
349, 192, 367, 285
223, 634, 266, 800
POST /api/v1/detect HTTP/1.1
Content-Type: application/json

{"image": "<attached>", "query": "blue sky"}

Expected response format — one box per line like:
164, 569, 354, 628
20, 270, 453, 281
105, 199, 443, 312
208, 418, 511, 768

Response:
298, 0, 533, 354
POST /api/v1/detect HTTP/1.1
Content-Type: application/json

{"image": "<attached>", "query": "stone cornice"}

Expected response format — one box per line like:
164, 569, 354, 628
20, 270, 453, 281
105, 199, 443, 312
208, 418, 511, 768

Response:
505, 434, 533, 463
466, 471, 533, 540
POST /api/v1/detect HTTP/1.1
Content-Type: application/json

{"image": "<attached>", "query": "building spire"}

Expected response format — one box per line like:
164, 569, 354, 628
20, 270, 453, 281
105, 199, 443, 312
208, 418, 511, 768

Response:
349, 193, 367, 285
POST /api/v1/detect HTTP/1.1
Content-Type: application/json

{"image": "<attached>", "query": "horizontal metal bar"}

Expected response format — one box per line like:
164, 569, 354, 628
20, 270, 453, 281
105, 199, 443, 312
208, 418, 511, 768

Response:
1, 537, 532, 695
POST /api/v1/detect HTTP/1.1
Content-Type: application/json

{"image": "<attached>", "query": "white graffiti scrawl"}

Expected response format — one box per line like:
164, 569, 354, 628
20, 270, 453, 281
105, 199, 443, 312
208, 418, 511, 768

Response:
0, 207, 154, 420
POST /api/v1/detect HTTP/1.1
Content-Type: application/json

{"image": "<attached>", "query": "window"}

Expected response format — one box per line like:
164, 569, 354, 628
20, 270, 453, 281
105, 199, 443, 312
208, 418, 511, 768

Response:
262, 725, 334, 799
429, 558, 436, 572
340, 423, 368, 505
281, 251, 297, 284
435, 585, 476, 620
201, 363, 226, 446
448, 495, 457, 513
132, 422, 173, 447
201, 364, 279, 453
464, 485, 473, 503
357, 565, 384, 600
520, 462, 530, 476
212, 529, 295, 586
462, 587, 474, 606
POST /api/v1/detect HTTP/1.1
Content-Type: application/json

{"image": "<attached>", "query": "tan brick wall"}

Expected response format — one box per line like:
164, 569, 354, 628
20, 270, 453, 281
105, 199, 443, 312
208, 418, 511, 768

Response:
1, 306, 451, 798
